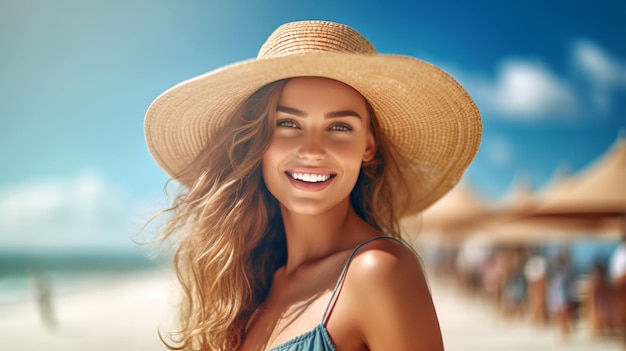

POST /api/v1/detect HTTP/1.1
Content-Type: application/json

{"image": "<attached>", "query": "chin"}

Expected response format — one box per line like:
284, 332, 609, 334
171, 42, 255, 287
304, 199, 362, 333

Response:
283, 205, 334, 216
280, 198, 349, 217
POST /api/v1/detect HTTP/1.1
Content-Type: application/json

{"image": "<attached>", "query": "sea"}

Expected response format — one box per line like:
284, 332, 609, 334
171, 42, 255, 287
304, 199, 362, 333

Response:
0, 249, 167, 307
0, 238, 619, 308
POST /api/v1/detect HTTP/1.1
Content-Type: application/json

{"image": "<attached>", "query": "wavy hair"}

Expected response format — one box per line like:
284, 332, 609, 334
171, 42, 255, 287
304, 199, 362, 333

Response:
156, 78, 417, 350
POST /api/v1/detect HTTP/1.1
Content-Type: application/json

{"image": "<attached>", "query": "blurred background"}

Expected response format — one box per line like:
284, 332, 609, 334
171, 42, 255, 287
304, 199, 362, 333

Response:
1, 0, 625, 350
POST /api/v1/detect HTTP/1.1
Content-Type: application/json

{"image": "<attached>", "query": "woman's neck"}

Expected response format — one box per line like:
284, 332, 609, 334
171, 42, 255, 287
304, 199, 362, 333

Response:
279, 199, 377, 276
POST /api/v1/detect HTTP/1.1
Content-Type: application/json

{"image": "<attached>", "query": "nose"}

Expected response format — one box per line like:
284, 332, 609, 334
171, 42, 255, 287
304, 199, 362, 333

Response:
297, 131, 325, 160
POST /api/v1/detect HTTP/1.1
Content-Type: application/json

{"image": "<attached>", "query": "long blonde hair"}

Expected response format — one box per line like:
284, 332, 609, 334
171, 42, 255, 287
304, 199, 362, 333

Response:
157, 78, 417, 351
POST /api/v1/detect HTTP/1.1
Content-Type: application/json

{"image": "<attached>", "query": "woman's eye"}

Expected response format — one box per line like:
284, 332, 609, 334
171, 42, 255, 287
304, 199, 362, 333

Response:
329, 123, 352, 132
276, 119, 298, 128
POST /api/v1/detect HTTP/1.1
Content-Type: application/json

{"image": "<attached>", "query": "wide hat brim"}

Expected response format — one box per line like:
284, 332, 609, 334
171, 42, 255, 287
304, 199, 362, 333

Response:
145, 48, 481, 216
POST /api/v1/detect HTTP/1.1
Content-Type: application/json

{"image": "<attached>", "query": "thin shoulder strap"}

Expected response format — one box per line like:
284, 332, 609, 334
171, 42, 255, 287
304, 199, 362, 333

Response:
321, 235, 405, 325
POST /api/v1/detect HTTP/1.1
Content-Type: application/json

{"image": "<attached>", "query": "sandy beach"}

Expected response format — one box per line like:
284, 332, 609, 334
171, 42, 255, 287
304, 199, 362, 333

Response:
0, 267, 621, 351
431, 277, 621, 351
0, 269, 176, 351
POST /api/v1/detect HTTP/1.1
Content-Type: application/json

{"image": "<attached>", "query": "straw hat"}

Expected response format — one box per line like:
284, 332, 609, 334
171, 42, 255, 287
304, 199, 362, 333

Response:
144, 20, 482, 215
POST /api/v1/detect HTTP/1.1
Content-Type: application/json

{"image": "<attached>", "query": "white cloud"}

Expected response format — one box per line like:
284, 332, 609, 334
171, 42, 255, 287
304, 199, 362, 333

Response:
574, 40, 626, 87
472, 59, 579, 119
444, 39, 626, 122
0, 169, 166, 251
573, 40, 626, 113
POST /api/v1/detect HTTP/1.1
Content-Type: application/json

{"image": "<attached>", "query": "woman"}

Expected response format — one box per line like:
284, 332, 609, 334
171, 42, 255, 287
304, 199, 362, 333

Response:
144, 20, 481, 351
547, 253, 573, 340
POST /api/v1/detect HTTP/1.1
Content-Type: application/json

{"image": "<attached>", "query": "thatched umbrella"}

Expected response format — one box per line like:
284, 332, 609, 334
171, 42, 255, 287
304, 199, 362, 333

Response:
472, 140, 624, 246
536, 137, 625, 218
526, 135, 626, 233
403, 182, 491, 246
470, 216, 619, 246
535, 165, 576, 203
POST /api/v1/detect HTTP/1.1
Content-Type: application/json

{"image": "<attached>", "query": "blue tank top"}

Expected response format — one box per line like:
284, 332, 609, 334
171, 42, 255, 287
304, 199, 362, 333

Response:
266, 236, 403, 351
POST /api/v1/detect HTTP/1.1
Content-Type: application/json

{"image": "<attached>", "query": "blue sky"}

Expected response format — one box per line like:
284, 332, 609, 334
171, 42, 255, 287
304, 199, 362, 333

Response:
1, 0, 625, 250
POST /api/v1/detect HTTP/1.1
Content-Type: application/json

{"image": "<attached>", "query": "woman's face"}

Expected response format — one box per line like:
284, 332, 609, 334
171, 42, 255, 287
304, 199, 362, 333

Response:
262, 77, 376, 216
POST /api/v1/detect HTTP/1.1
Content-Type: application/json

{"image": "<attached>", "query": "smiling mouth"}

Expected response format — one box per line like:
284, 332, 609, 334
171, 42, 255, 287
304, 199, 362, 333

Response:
286, 172, 335, 183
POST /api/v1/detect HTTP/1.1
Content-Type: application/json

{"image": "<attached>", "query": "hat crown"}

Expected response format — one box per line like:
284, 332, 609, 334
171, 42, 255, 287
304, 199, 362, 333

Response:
258, 20, 377, 59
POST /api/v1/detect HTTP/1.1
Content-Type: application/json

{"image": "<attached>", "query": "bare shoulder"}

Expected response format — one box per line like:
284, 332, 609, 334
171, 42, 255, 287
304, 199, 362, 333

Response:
342, 237, 444, 351
348, 237, 424, 282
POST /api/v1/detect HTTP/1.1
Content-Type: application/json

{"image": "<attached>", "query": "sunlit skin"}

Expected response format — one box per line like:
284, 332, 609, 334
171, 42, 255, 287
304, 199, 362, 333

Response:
242, 77, 444, 351
262, 76, 376, 218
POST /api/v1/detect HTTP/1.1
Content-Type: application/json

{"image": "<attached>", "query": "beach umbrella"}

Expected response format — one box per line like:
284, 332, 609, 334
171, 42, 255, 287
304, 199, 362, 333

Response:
534, 166, 576, 203
404, 182, 491, 246
529, 135, 626, 223
543, 138, 624, 216
497, 174, 536, 215
468, 147, 626, 246
469, 216, 620, 246
461, 175, 567, 245
504, 134, 626, 241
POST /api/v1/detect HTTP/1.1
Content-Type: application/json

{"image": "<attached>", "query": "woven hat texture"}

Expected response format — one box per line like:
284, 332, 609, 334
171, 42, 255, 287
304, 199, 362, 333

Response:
144, 20, 482, 215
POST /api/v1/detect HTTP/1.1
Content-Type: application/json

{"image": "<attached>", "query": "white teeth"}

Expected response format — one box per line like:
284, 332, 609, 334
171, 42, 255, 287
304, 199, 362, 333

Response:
288, 172, 332, 183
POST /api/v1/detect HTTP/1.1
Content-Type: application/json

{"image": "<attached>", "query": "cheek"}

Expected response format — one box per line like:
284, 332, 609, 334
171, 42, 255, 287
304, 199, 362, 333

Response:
261, 148, 276, 179
330, 142, 367, 182
261, 141, 286, 185
262, 139, 285, 166
333, 139, 368, 163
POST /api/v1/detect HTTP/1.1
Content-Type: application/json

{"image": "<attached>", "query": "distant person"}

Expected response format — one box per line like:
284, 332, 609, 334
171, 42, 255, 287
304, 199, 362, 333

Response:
524, 248, 547, 325
502, 248, 526, 319
546, 253, 574, 340
32, 270, 57, 332
610, 233, 626, 347
482, 250, 507, 305
144, 20, 481, 351
588, 260, 613, 337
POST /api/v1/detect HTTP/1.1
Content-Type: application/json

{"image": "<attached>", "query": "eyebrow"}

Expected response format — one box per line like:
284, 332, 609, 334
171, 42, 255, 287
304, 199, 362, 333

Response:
277, 106, 362, 120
